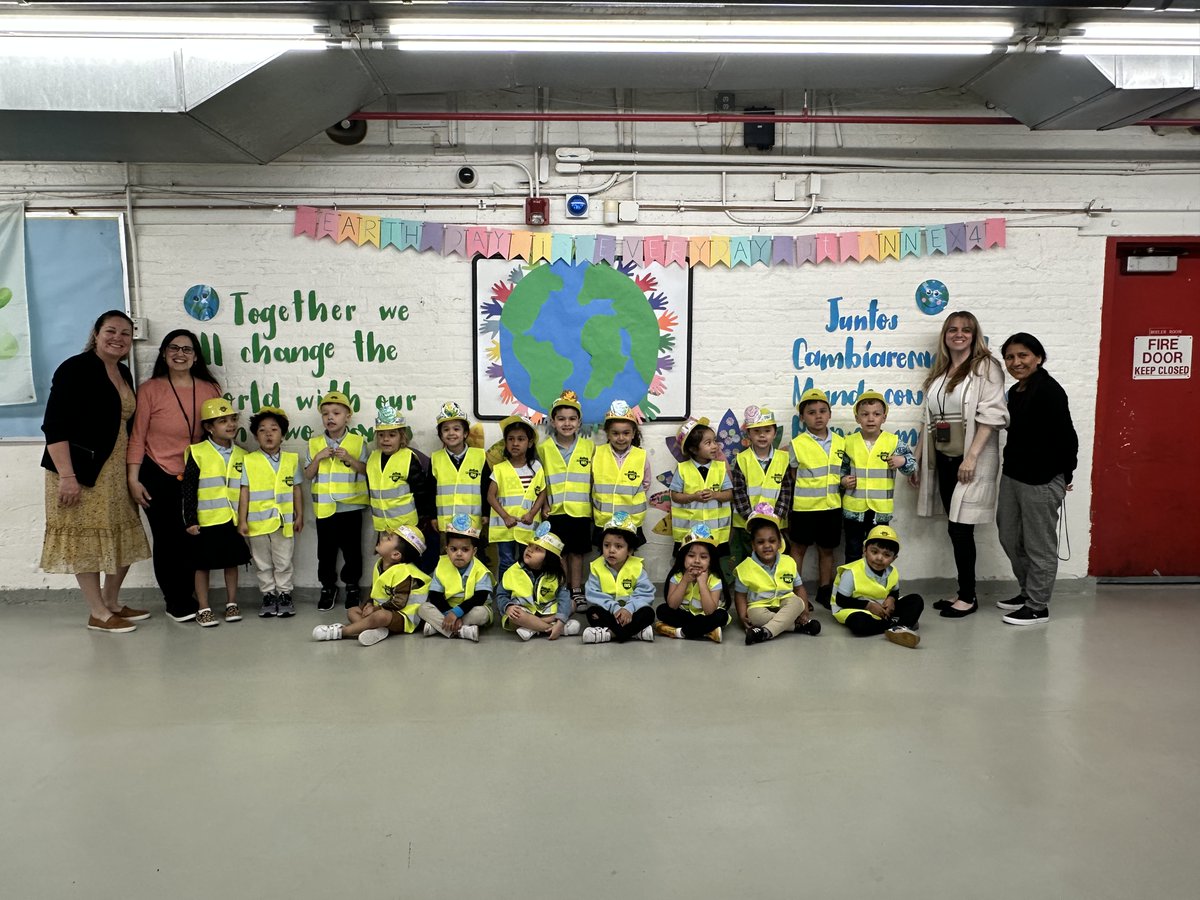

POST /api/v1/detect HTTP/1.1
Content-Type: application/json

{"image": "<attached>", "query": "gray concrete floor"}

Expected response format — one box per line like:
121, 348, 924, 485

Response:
2, 580, 1198, 900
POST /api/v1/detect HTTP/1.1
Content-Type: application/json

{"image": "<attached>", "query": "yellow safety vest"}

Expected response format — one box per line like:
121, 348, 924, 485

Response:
537, 437, 594, 519
501, 564, 562, 617
670, 572, 725, 615
733, 448, 791, 528
489, 460, 546, 542
672, 460, 731, 544
735, 553, 799, 610
842, 432, 900, 516
187, 440, 245, 528
790, 432, 845, 513
431, 447, 487, 532
307, 433, 367, 519
591, 445, 647, 526
370, 560, 431, 634
589, 556, 646, 608
434, 555, 490, 604
366, 448, 417, 532
832, 558, 899, 625
242, 450, 298, 537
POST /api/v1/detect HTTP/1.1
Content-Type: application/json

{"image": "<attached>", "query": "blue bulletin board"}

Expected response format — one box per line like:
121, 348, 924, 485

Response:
0, 214, 132, 439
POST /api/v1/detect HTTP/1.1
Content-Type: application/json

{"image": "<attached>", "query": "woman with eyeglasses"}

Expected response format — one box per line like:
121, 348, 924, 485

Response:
126, 329, 224, 621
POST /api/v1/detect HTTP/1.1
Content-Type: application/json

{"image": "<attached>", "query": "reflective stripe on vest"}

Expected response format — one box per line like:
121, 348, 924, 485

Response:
431, 447, 487, 532
434, 555, 489, 604
789, 432, 845, 512
537, 437, 594, 518
489, 460, 546, 542
672, 460, 731, 544
673, 573, 725, 615
832, 558, 899, 624
307, 433, 367, 519
591, 445, 647, 526
367, 448, 416, 532
188, 440, 244, 528
243, 450, 298, 537
842, 432, 899, 515
589, 556, 645, 608
733, 449, 791, 528
502, 564, 562, 617
735, 554, 799, 610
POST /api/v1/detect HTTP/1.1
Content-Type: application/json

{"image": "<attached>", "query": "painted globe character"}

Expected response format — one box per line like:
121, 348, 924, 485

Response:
915, 280, 949, 316
184, 284, 220, 322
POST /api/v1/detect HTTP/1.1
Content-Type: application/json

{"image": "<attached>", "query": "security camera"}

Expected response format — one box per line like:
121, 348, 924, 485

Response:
325, 118, 367, 146
455, 166, 478, 188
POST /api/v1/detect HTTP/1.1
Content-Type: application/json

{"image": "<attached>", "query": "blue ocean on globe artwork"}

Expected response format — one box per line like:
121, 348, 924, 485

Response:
498, 261, 660, 422
183, 284, 219, 321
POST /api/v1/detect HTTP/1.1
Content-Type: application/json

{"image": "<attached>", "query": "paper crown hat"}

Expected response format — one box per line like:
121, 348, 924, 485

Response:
375, 404, 411, 434
445, 513, 480, 540
676, 416, 710, 451
529, 521, 564, 556
603, 399, 638, 424
600, 510, 638, 535
391, 524, 427, 556
680, 523, 718, 548
741, 405, 777, 430
746, 501, 783, 532
436, 401, 470, 427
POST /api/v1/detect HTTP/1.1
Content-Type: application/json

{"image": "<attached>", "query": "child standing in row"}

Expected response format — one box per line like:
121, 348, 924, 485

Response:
238, 406, 303, 619
591, 400, 649, 550
183, 398, 250, 627
731, 405, 793, 566
832, 525, 923, 648
788, 388, 844, 609
582, 512, 655, 644
735, 504, 820, 645
655, 524, 729, 643
304, 391, 368, 611
420, 514, 494, 642
537, 391, 594, 607
840, 391, 916, 564
670, 416, 733, 555
366, 405, 430, 540
495, 522, 580, 641
488, 414, 547, 575
430, 401, 490, 534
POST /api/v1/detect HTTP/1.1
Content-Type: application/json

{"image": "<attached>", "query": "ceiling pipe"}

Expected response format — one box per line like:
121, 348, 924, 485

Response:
353, 111, 1024, 126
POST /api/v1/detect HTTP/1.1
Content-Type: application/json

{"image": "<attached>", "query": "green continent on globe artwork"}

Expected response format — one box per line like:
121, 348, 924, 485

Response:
512, 332, 572, 403
578, 264, 659, 400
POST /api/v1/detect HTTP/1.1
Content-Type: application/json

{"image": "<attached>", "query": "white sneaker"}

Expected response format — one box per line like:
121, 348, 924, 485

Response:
458, 624, 480, 642
563, 619, 582, 637
637, 625, 655, 642
423, 622, 437, 637
312, 623, 342, 641
581, 626, 612, 644
358, 627, 390, 647
516, 627, 536, 641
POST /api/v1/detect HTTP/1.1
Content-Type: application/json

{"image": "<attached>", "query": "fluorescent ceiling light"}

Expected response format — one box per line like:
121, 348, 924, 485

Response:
1058, 19, 1200, 55
0, 15, 323, 39
0, 36, 321, 59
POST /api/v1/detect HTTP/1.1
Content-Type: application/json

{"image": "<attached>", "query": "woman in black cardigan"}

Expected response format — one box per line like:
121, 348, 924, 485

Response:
40, 310, 151, 633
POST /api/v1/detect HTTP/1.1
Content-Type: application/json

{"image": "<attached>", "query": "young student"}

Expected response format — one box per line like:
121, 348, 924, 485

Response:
391, 415, 439, 574
536, 390, 594, 608
787, 388, 845, 609
731, 405, 794, 567
582, 511, 656, 644
419, 514, 493, 642
654, 524, 729, 643
430, 401, 490, 535
734, 503, 821, 645
495, 522, 581, 641
366, 404, 429, 537
312, 525, 431, 647
840, 391, 917, 564
183, 398, 250, 628
670, 416, 733, 555
303, 390, 368, 612
237, 406, 303, 619
591, 399, 649, 550
832, 525, 923, 649
487, 414, 547, 576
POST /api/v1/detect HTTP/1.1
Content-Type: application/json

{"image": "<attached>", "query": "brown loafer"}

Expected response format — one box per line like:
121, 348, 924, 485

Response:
87, 615, 136, 633
114, 605, 151, 622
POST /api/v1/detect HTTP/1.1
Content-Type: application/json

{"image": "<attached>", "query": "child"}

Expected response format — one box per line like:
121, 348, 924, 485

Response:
582, 511, 656, 644
366, 404, 429, 536
670, 416, 733, 554
419, 514, 494, 642
787, 388, 844, 609
536, 390, 594, 608
303, 390, 368, 612
654, 524, 729, 643
312, 525, 431, 647
731, 405, 793, 567
832, 525, 923, 648
237, 406, 303, 618
840, 391, 916, 564
734, 503, 820, 645
183, 398, 250, 627
495, 522, 581, 641
430, 401, 490, 535
590, 399, 649, 550
488, 414, 548, 576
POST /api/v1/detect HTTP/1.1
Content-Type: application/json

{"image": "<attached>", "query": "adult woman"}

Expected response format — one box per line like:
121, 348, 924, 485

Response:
910, 311, 1008, 617
126, 329, 223, 621
995, 334, 1077, 626
41, 310, 151, 632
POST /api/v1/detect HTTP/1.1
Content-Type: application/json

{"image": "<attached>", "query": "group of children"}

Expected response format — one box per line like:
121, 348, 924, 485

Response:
180, 386, 925, 648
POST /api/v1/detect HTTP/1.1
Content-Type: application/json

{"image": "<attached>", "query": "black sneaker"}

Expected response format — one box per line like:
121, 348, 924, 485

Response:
744, 626, 772, 646
1002, 605, 1049, 626
258, 593, 278, 618
795, 619, 821, 636
814, 584, 833, 610
344, 586, 362, 608
317, 587, 338, 612
276, 592, 295, 618
996, 594, 1028, 611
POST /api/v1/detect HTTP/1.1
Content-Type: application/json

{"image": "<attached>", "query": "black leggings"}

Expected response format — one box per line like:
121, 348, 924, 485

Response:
935, 452, 977, 602
656, 603, 730, 639
138, 457, 196, 617
586, 605, 654, 642
842, 593, 924, 636
316, 509, 364, 591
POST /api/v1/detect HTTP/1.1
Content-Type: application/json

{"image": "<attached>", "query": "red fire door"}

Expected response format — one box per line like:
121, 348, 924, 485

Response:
1091, 238, 1200, 577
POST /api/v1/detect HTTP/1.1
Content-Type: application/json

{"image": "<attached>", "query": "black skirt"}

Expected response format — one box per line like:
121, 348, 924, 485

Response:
189, 520, 250, 571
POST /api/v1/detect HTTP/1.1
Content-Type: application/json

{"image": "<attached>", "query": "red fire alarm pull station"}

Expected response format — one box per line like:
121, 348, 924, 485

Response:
525, 197, 549, 226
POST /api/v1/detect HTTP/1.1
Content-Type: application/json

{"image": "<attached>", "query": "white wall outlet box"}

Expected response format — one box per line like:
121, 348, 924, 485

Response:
618, 201, 640, 223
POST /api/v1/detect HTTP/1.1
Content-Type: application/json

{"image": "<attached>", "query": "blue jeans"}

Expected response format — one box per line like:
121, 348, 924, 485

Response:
496, 540, 519, 577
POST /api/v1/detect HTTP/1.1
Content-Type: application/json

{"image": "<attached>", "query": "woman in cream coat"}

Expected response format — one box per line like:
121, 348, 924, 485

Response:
910, 311, 1008, 618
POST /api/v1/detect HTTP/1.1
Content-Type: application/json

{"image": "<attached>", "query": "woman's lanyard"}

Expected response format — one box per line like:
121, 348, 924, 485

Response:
169, 377, 197, 441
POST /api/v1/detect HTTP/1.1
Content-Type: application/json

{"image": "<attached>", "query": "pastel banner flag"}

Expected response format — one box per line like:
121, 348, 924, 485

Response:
710, 236, 731, 268
878, 229, 900, 261
643, 235, 667, 266
966, 220, 986, 250
814, 233, 839, 264
665, 237, 689, 267
443, 225, 467, 257
775, 235, 799, 266
594, 234, 618, 264
294, 205, 318, 237
729, 236, 753, 268
488, 229, 512, 259
750, 236, 773, 266
551, 233, 575, 262
418, 222, 444, 254
619, 236, 644, 267
839, 231, 862, 262
316, 209, 339, 241
336, 212, 360, 245
357, 215, 381, 248
926, 225, 948, 256
530, 232, 552, 263
465, 227, 491, 258
688, 236, 711, 267
380, 218, 403, 250
857, 230, 881, 262
945, 223, 967, 254
900, 228, 922, 258
574, 235, 597, 263
985, 217, 1006, 249
508, 231, 532, 261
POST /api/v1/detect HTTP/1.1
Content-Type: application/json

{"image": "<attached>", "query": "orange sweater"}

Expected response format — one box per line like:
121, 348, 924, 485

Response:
126, 376, 223, 476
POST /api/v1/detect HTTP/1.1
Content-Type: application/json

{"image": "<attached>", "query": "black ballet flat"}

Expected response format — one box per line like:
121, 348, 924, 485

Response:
939, 600, 978, 618
933, 599, 952, 611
